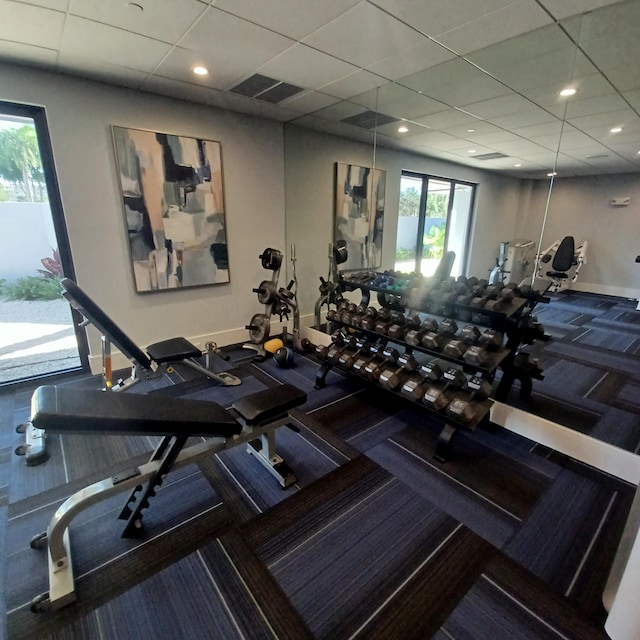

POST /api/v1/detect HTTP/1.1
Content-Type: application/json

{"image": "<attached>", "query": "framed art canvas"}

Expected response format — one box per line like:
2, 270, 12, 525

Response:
334, 162, 386, 270
112, 126, 229, 292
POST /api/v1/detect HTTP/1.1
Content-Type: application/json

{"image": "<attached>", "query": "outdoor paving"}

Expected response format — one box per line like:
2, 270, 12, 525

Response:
0, 297, 80, 384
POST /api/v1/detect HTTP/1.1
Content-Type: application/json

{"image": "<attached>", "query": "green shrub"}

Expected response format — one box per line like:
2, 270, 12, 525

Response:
395, 246, 415, 261
3, 276, 63, 300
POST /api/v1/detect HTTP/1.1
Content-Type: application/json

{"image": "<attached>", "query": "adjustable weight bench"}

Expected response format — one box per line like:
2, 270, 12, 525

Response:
27, 382, 306, 613
18, 277, 242, 466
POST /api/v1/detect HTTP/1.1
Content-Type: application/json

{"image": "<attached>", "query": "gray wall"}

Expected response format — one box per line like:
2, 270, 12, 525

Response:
0, 62, 287, 367
521, 174, 640, 298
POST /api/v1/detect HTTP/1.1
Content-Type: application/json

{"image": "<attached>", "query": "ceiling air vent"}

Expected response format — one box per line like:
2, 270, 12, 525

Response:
341, 110, 399, 129
230, 74, 304, 103
475, 152, 509, 160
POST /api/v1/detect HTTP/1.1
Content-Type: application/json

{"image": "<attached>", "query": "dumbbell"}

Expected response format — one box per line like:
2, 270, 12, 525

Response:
405, 316, 437, 347
442, 367, 467, 390
363, 345, 400, 382
352, 343, 382, 376
478, 328, 503, 350
422, 383, 450, 411
326, 334, 358, 364
446, 395, 477, 423
419, 360, 443, 382
360, 306, 378, 331
379, 348, 420, 390
467, 375, 493, 399
461, 325, 481, 345
374, 309, 394, 335
401, 376, 429, 400
387, 310, 407, 340
463, 344, 489, 366
337, 336, 370, 369
443, 338, 466, 360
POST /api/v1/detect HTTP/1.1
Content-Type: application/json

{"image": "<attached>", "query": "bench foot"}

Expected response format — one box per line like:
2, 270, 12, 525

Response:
15, 422, 49, 466
247, 438, 297, 488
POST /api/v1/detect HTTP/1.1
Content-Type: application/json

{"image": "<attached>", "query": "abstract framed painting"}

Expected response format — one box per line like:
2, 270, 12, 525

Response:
112, 126, 229, 292
334, 162, 386, 271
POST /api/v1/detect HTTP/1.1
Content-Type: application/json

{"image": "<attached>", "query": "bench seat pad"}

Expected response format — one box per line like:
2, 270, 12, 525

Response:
233, 383, 306, 425
31, 385, 242, 438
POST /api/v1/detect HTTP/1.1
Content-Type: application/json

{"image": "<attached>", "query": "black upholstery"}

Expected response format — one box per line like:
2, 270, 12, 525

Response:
548, 236, 576, 276
61, 278, 153, 368
433, 251, 456, 282
31, 385, 242, 437
233, 384, 306, 425
61, 278, 204, 368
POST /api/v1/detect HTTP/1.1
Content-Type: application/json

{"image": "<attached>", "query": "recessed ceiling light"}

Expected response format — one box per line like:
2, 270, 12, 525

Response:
193, 66, 209, 76
398, 126, 409, 133
559, 87, 576, 97
514, 163, 522, 167
547, 172, 557, 177
468, 149, 477, 154
610, 126, 622, 133
467, 128, 475, 133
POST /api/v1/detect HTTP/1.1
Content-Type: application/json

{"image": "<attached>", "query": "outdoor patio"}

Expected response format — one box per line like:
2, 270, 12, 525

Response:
0, 296, 80, 385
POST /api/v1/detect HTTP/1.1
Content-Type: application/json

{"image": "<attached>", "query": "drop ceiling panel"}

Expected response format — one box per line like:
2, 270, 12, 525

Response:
399, 58, 489, 93
12, 0, 68, 9
623, 89, 640, 110
0, 1, 65, 49
565, 1, 640, 42
303, 2, 431, 68
466, 24, 571, 72
425, 73, 512, 107
180, 7, 295, 69
311, 100, 368, 122
512, 120, 565, 139
68, 0, 207, 43
371, 0, 516, 38
521, 73, 616, 109
57, 55, 149, 89
462, 93, 541, 119
450, 129, 522, 146
257, 43, 358, 90
567, 107, 640, 132
281, 90, 341, 113
365, 39, 456, 81
0, 40, 57, 67
489, 49, 599, 92
319, 70, 389, 100
153, 46, 249, 90
539, 0, 626, 21
489, 108, 559, 130
212, 0, 361, 40
604, 64, 640, 92
581, 31, 640, 73
60, 16, 173, 72
413, 108, 482, 129
435, 1, 552, 56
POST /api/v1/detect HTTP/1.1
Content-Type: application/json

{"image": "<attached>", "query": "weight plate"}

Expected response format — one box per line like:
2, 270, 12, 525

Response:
257, 280, 277, 305
260, 248, 283, 271
248, 313, 270, 344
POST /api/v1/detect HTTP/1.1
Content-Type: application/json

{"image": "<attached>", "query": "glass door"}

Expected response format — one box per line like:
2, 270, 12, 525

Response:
0, 101, 88, 385
395, 171, 475, 277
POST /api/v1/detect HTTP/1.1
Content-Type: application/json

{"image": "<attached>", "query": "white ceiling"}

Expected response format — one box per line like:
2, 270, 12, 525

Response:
1, 0, 639, 178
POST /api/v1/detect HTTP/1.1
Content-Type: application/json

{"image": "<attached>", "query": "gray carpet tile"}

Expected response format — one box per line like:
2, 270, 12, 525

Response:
504, 466, 634, 623
437, 553, 609, 640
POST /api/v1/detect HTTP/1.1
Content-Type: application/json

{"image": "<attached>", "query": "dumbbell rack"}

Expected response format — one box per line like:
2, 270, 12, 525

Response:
314, 270, 546, 461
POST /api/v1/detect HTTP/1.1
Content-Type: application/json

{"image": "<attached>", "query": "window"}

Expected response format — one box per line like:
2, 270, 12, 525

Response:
395, 171, 476, 277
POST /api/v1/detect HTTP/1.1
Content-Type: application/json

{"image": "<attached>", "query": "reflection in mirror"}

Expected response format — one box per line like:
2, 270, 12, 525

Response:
283, 1, 639, 319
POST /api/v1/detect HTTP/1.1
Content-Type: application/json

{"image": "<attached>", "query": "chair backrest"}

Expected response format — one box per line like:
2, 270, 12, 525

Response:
552, 236, 575, 272
433, 251, 456, 282
61, 278, 152, 369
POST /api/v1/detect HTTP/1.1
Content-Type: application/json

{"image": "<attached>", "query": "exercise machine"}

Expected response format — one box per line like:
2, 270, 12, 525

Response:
534, 236, 587, 293
27, 381, 306, 612
15, 278, 241, 466
489, 239, 536, 285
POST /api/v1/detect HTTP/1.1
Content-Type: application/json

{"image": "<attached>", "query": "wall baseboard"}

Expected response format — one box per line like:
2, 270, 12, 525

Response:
573, 281, 640, 300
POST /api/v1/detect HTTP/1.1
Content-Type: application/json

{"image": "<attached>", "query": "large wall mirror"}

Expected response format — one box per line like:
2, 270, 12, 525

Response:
283, 0, 640, 317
